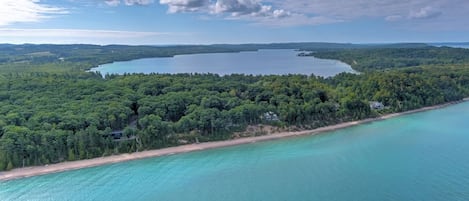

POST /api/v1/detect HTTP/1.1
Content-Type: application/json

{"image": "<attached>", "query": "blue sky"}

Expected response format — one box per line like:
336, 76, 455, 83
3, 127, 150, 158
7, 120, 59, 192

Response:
0, 0, 468, 45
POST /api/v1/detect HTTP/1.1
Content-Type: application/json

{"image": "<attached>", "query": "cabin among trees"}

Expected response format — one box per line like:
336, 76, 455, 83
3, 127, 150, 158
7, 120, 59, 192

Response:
261, 111, 280, 122
109, 131, 123, 139
369, 101, 385, 110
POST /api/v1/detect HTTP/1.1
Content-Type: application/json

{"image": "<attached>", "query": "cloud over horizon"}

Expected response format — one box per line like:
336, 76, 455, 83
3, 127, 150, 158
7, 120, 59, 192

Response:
409, 6, 442, 20
4, 0, 466, 29
0, 0, 67, 26
0, 28, 178, 45
2, 0, 468, 45
157, 0, 336, 26
105, 0, 154, 6
158, 0, 208, 13
0, 28, 166, 38
267, 0, 469, 28
153, 0, 467, 28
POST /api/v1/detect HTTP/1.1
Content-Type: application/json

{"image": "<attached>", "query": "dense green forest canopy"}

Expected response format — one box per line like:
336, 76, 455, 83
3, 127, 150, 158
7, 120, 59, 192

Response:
0, 43, 468, 171
310, 46, 469, 71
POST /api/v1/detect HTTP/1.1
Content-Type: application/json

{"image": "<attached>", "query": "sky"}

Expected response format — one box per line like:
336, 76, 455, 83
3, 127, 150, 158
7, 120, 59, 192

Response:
0, 0, 468, 45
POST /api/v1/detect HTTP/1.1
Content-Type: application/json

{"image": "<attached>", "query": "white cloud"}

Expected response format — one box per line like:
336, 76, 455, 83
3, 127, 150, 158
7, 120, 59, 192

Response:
385, 6, 442, 22
159, 0, 208, 13
409, 6, 441, 19
105, 0, 121, 6
0, 28, 167, 38
105, 0, 154, 6
110, 0, 469, 28
0, 28, 193, 45
124, 0, 154, 5
211, 0, 291, 19
267, 0, 466, 22
159, 0, 306, 26
267, 0, 421, 19
0, 0, 67, 26
262, 0, 469, 29
272, 9, 289, 18
211, 0, 262, 16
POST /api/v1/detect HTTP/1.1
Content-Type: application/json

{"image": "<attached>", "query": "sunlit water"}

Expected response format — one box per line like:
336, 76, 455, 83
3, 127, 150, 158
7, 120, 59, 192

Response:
2, 102, 469, 201
89, 49, 355, 77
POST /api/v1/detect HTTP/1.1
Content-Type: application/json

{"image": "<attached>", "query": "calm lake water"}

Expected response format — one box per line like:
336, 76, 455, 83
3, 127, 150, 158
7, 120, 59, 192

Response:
2, 102, 469, 200
89, 49, 355, 77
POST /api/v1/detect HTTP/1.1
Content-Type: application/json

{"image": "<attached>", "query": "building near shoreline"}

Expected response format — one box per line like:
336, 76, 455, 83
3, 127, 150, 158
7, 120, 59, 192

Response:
370, 101, 385, 110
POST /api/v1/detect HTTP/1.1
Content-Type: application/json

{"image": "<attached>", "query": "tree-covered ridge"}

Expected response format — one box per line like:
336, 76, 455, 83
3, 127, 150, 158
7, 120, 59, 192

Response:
1, 64, 469, 170
0, 43, 468, 171
310, 46, 469, 71
0, 43, 430, 72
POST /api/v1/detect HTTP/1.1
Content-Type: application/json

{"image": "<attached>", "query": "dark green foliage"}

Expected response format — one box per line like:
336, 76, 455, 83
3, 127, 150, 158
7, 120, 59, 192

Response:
311, 46, 469, 71
0, 44, 469, 170
0, 66, 468, 170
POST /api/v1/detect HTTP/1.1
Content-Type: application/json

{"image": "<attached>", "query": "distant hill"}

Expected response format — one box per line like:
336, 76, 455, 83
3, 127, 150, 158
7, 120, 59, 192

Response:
311, 46, 469, 71
0, 42, 434, 71
429, 42, 469, 47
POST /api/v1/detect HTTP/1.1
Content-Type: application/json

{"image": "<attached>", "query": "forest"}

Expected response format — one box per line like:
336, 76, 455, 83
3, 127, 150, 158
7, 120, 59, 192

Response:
0, 43, 468, 170
0, 42, 429, 71
310, 46, 469, 71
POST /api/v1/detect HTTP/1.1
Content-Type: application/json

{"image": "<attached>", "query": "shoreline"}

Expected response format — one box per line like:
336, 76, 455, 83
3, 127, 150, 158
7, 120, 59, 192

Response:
1, 99, 468, 182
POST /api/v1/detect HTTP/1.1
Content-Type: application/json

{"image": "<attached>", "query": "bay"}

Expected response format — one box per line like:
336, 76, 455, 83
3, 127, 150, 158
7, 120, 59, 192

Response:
2, 102, 469, 201
89, 49, 355, 77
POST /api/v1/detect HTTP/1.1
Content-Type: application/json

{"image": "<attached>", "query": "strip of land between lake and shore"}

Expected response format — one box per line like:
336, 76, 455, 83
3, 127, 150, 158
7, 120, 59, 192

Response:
1, 98, 468, 181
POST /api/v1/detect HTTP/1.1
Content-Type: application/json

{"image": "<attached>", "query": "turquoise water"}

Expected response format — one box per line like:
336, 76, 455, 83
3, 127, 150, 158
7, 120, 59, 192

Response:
89, 49, 355, 77
2, 102, 469, 200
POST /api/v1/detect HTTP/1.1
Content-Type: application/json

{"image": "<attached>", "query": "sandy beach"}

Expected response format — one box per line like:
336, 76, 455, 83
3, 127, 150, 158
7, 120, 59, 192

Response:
1, 99, 467, 181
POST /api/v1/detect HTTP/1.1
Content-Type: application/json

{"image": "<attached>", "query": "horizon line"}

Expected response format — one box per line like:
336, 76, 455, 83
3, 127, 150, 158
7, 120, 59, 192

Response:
1, 41, 468, 47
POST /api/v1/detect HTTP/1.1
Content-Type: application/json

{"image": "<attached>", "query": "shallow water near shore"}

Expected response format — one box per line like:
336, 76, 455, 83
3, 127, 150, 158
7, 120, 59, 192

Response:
2, 102, 469, 201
